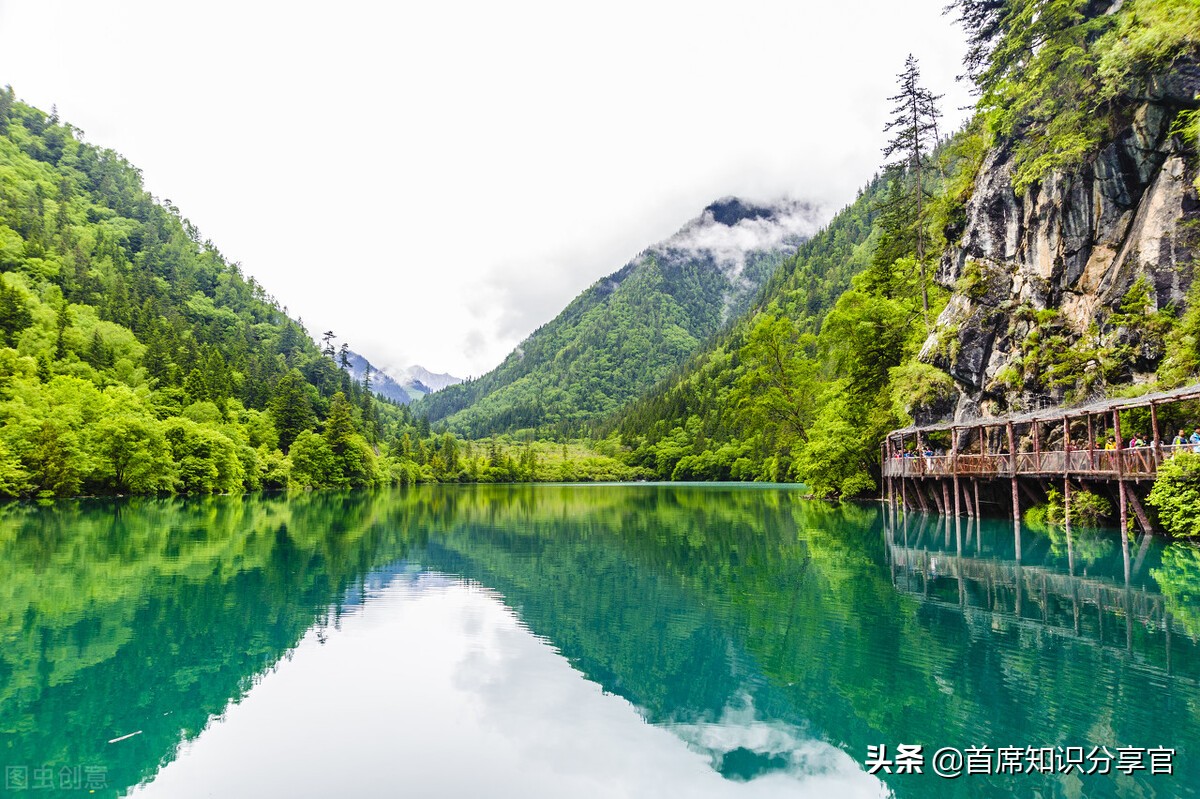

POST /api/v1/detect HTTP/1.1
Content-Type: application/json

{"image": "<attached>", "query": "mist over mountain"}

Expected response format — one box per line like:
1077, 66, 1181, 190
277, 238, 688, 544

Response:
345, 352, 462, 404
411, 196, 824, 436
388, 364, 463, 393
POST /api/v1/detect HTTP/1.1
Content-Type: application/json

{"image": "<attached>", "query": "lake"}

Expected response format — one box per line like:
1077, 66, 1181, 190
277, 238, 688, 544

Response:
1, 484, 1198, 798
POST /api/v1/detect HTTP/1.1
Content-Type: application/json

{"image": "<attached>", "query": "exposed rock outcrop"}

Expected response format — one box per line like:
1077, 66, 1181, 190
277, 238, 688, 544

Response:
922, 69, 1200, 420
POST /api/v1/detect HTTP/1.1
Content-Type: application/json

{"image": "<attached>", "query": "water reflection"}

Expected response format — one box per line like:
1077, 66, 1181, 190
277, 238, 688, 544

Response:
130, 573, 885, 799
0, 486, 1198, 798
886, 512, 1187, 674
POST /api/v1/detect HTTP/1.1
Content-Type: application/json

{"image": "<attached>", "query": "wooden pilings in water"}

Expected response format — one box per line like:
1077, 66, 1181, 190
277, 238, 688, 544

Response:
1007, 421, 1020, 523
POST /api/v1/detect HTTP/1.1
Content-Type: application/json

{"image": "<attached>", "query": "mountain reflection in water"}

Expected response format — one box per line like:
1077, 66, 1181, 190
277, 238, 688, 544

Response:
1, 485, 1197, 798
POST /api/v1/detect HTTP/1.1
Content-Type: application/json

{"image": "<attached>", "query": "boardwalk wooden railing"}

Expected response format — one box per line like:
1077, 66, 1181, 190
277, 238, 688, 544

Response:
882, 444, 1195, 480
882, 384, 1200, 533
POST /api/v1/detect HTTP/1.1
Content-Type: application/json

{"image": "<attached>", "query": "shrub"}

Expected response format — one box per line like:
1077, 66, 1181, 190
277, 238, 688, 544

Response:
1148, 452, 1200, 537
1027, 487, 1112, 528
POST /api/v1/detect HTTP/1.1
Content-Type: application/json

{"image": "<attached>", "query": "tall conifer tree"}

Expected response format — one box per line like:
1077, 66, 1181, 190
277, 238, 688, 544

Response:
882, 54, 942, 326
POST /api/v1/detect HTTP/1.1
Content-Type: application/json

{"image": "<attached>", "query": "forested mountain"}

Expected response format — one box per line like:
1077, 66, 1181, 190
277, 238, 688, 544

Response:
612, 0, 1200, 499
0, 92, 418, 497
5, 0, 1195, 505
412, 198, 823, 437
612, 173, 899, 485
0, 92, 646, 497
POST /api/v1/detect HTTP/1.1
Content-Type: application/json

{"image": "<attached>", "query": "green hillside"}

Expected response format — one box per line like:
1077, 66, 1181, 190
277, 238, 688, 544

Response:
0, 94, 411, 497
612, 172, 900, 485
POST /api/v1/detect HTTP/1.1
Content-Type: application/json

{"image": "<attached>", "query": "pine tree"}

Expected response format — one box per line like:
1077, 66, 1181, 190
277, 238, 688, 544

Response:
945, 0, 1007, 85
323, 392, 357, 456
0, 280, 32, 346
269, 369, 317, 451
882, 54, 942, 326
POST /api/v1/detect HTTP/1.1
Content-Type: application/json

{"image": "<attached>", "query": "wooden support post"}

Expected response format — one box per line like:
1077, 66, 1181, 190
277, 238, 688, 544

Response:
1134, 528, 1153, 574
1033, 419, 1041, 472
952, 428, 962, 518
1119, 480, 1131, 584
1126, 586, 1134, 652
1151, 401, 1162, 470
902, 476, 909, 511
941, 480, 951, 518
962, 481, 974, 517
1063, 476, 1071, 530
1014, 519, 1023, 564
1113, 409, 1125, 475
974, 478, 981, 519
1065, 505, 1076, 577
914, 480, 930, 513
1007, 421, 1020, 522
1063, 417, 1071, 475
931, 482, 944, 514
1127, 489, 1154, 536
1088, 414, 1095, 471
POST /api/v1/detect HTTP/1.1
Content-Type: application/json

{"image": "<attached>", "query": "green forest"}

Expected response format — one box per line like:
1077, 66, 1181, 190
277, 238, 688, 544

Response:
0, 93, 648, 498
1, 0, 1199, 506
612, 0, 1200, 498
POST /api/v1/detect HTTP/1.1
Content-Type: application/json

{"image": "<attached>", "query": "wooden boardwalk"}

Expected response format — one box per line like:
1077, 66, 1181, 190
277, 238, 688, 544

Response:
880, 384, 1200, 534
882, 445, 1190, 481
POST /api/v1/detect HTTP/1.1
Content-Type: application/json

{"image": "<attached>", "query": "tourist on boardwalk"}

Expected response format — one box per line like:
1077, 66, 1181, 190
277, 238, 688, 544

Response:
1173, 429, 1188, 447
1103, 436, 1118, 471
1191, 427, 1200, 453
1129, 434, 1154, 471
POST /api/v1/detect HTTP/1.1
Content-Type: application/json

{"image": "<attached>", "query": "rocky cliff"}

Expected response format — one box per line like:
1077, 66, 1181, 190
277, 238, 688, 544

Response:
923, 62, 1200, 421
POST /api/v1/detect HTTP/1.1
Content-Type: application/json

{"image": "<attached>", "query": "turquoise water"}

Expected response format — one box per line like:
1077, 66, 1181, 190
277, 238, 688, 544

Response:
1, 484, 1197, 797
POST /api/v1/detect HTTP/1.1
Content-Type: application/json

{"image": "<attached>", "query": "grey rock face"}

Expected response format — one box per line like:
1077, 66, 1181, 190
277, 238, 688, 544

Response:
923, 87, 1200, 421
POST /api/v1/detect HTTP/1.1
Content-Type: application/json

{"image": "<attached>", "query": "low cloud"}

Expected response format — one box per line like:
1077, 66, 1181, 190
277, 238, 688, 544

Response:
658, 198, 828, 279
454, 196, 831, 377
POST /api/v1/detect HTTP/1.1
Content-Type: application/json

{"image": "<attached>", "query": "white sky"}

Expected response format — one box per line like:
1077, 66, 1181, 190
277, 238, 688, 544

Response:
0, 0, 973, 378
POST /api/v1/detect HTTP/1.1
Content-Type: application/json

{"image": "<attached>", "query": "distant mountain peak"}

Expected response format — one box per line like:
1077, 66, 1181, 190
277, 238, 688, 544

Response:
703, 197, 777, 227
655, 196, 825, 281
344, 352, 461, 404
410, 193, 824, 435
398, 365, 462, 393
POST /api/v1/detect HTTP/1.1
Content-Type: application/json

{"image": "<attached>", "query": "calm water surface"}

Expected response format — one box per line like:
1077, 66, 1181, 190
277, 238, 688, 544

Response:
2, 484, 1198, 798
